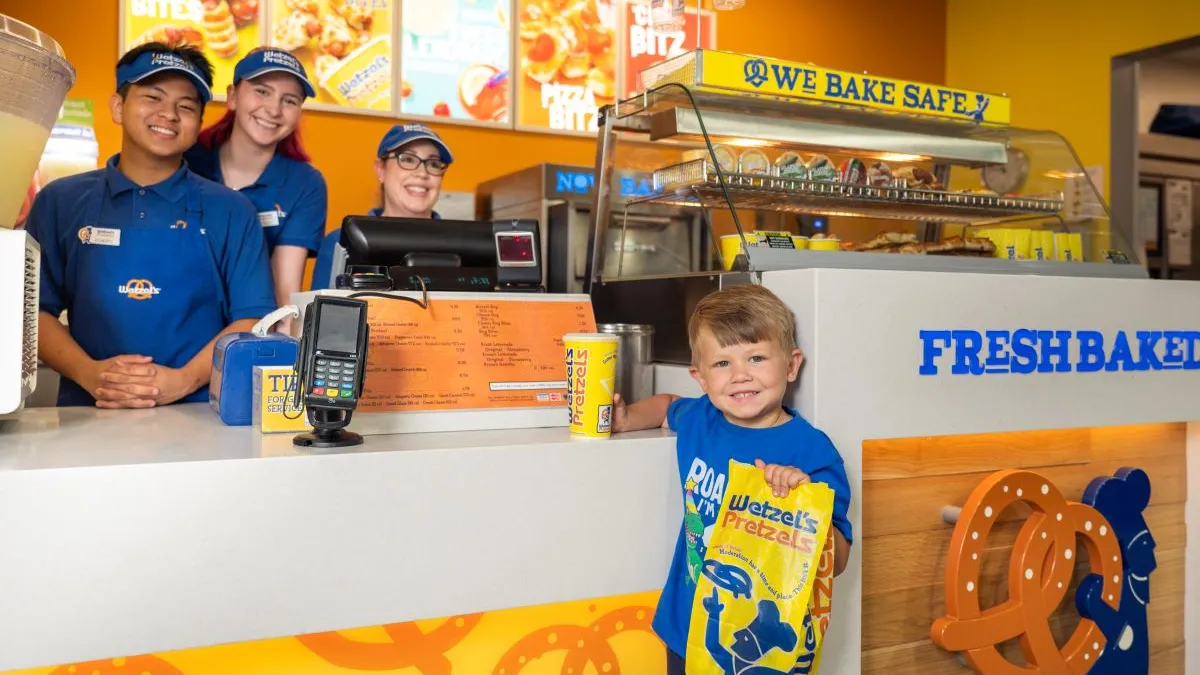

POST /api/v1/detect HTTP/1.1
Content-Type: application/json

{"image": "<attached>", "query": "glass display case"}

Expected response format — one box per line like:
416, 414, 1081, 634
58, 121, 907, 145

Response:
585, 49, 1145, 362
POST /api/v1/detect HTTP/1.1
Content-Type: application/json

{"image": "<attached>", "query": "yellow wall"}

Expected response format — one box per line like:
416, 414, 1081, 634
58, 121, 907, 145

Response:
6, 0, 944, 239
946, 0, 1200, 200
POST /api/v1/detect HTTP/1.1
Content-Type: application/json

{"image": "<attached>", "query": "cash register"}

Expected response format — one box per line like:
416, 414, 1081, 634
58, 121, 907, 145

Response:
326, 216, 544, 293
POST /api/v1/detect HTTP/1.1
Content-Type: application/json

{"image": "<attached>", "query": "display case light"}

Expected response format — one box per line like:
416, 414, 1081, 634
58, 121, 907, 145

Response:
648, 107, 1008, 166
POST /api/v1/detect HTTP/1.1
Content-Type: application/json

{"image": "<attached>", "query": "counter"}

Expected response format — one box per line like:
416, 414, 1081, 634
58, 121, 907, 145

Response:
0, 405, 680, 671
705, 268, 1200, 675
3, 266, 1200, 675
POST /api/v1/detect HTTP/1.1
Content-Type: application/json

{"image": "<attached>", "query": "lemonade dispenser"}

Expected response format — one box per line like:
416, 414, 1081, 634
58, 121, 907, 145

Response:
0, 14, 75, 228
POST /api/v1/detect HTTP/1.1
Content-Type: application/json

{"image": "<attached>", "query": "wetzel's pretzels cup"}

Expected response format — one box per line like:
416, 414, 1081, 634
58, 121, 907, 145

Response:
563, 333, 619, 438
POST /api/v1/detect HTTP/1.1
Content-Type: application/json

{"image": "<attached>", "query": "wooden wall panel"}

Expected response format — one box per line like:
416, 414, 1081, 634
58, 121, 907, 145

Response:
860, 424, 1187, 675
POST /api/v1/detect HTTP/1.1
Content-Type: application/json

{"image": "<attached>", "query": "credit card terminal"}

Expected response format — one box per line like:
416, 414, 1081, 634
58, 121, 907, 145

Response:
293, 296, 370, 447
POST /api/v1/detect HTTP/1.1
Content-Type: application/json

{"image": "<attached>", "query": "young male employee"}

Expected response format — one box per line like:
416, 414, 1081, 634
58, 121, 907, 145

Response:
25, 43, 276, 408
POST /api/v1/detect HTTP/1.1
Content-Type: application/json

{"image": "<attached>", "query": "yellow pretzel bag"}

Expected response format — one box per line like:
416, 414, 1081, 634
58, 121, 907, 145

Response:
685, 460, 836, 675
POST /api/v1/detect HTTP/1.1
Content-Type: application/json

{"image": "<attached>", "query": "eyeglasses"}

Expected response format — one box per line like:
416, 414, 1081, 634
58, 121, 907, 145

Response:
389, 152, 448, 176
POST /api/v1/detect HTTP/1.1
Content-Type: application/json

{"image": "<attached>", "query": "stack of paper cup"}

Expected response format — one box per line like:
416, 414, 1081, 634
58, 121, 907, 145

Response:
564, 333, 620, 438
1054, 232, 1084, 262
1030, 230, 1055, 261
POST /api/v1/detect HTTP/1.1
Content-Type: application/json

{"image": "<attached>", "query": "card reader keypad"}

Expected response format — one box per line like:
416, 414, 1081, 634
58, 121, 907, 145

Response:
312, 357, 358, 398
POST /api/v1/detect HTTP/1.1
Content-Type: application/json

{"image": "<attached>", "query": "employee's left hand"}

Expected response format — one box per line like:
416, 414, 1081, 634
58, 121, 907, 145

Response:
97, 362, 199, 407
755, 459, 810, 498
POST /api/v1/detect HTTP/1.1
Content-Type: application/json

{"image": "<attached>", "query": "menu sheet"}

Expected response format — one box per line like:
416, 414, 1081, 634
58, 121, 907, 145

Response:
359, 296, 596, 411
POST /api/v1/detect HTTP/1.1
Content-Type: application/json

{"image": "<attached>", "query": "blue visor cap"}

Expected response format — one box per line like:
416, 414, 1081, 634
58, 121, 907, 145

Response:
234, 49, 317, 98
377, 123, 454, 164
117, 51, 213, 103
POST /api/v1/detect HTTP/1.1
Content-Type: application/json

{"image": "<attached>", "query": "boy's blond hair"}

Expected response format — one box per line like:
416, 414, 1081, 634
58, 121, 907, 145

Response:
688, 284, 797, 361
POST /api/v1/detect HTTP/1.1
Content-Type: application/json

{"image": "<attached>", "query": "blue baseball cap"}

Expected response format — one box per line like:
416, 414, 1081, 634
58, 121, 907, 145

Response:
117, 51, 213, 103
377, 123, 454, 164
234, 49, 316, 98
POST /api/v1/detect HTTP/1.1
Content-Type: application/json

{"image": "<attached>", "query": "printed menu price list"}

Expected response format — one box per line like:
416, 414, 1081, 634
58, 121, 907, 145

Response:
358, 297, 595, 412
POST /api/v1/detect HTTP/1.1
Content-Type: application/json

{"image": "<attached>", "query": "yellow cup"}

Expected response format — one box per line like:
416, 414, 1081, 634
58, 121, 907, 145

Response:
1055, 232, 1084, 262
791, 236, 810, 249
1030, 230, 1055, 261
720, 233, 756, 269
564, 333, 619, 438
809, 237, 841, 251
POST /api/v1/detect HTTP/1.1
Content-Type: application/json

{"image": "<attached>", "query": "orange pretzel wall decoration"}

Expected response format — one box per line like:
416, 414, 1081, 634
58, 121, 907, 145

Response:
931, 469, 1124, 674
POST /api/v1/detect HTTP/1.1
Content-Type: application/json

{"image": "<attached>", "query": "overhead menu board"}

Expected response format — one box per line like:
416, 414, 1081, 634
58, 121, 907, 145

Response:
119, 0, 718, 128
266, 0, 395, 113
121, 0, 265, 95
514, 0, 619, 133
358, 295, 596, 412
399, 0, 511, 124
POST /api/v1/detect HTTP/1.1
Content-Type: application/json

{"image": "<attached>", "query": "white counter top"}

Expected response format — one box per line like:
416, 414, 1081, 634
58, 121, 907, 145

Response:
0, 404, 681, 671
0, 403, 646, 470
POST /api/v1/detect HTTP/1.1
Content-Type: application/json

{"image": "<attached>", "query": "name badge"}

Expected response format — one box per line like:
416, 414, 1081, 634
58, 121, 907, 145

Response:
78, 226, 121, 246
258, 211, 280, 228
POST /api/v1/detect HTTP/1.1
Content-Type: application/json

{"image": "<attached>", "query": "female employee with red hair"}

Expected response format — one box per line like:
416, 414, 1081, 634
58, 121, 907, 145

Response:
186, 48, 327, 319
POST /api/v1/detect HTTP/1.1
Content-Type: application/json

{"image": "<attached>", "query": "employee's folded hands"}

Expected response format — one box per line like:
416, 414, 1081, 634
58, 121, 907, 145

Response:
91, 356, 199, 408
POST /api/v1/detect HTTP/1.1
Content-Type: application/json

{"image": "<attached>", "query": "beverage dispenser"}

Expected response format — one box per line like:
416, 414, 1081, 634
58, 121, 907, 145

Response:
0, 14, 76, 228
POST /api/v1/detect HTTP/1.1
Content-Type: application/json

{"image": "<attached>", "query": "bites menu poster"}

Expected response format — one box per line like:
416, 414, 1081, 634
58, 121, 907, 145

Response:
620, 1, 715, 99
515, 0, 617, 133
267, 0, 395, 112
122, 0, 265, 94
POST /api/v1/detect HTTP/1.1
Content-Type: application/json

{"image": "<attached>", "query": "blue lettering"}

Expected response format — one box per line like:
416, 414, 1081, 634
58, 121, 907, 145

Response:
937, 89, 951, 112
781, 511, 795, 527
1186, 331, 1200, 369
920, 88, 937, 111
556, 171, 595, 194
921, 327, 1200, 376
858, 78, 879, 103
825, 72, 843, 98
1076, 330, 1105, 372
801, 69, 817, 92
919, 329, 952, 375
1011, 329, 1038, 374
879, 81, 896, 105
1105, 331, 1139, 372
800, 516, 818, 535
1163, 331, 1187, 369
843, 76, 861, 101
902, 84, 920, 108
620, 177, 634, 196
772, 64, 802, 90
984, 330, 1011, 373
748, 500, 763, 517
951, 330, 984, 375
952, 92, 968, 114
729, 494, 748, 512
1037, 330, 1072, 373
1136, 331, 1164, 370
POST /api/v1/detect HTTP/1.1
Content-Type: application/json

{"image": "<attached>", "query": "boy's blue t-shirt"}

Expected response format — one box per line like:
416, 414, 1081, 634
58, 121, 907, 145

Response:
652, 395, 854, 658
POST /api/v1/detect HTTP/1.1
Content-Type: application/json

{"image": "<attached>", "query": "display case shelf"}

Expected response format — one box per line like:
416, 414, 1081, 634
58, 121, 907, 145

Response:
639, 159, 1064, 224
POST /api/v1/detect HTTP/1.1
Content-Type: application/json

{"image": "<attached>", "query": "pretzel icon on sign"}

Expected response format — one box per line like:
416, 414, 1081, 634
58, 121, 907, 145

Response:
931, 470, 1125, 673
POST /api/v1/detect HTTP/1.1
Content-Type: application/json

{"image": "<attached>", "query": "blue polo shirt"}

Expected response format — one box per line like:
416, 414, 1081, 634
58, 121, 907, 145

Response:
26, 155, 277, 406
185, 143, 327, 254
310, 208, 440, 290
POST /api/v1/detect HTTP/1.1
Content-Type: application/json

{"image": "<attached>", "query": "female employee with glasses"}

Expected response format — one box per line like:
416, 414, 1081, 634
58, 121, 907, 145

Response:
310, 123, 453, 290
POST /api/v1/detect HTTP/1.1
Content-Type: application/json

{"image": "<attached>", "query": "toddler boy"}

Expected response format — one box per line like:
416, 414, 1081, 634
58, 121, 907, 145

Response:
612, 283, 853, 673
